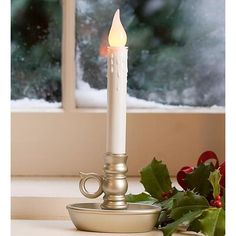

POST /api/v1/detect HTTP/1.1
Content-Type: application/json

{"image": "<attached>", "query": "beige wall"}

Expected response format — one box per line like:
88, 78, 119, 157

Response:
11, 111, 225, 176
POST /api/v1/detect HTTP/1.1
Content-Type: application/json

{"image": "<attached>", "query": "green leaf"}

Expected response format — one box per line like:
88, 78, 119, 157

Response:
188, 208, 225, 236
157, 211, 172, 228
170, 191, 209, 220
125, 192, 157, 204
185, 163, 215, 197
156, 192, 185, 227
159, 191, 185, 211
140, 158, 172, 199
208, 170, 221, 198
161, 210, 203, 236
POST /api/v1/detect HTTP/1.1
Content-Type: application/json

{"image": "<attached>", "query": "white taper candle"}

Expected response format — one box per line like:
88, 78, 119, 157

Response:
106, 9, 128, 154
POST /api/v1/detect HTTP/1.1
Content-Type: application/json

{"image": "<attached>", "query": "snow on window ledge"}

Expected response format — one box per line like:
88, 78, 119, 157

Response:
11, 98, 61, 110
75, 80, 224, 113
10, 82, 224, 113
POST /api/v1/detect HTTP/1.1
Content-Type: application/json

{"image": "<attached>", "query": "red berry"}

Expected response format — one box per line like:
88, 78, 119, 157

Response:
161, 192, 167, 197
210, 200, 215, 206
215, 200, 222, 208
215, 195, 221, 201
162, 189, 173, 199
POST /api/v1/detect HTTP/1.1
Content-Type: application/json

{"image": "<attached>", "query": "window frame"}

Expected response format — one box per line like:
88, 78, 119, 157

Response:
11, 0, 225, 176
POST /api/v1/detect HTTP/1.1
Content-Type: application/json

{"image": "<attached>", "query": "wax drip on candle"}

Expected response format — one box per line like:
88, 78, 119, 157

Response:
111, 54, 114, 73
108, 9, 127, 47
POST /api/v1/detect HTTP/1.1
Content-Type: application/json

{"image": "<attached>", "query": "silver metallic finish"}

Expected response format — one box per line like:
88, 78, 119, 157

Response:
79, 172, 103, 199
69, 153, 162, 232
67, 203, 161, 233
79, 153, 128, 210
101, 153, 128, 209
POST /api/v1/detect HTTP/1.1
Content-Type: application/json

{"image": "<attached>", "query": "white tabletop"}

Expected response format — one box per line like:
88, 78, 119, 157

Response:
11, 220, 201, 236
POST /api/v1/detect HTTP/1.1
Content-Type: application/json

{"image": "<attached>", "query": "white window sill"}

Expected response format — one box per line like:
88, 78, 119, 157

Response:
11, 176, 146, 198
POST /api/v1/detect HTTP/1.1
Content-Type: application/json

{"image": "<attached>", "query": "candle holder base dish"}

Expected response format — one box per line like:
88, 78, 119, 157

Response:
67, 202, 161, 233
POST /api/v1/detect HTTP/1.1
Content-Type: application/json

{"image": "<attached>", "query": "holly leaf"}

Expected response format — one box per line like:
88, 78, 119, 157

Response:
159, 191, 185, 210
185, 163, 215, 197
208, 169, 221, 198
140, 158, 172, 199
188, 208, 225, 236
125, 192, 157, 204
161, 210, 203, 236
157, 211, 172, 228
170, 191, 209, 220
156, 192, 185, 227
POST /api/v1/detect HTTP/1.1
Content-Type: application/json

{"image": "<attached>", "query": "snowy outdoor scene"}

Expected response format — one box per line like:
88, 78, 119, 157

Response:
11, 0, 225, 109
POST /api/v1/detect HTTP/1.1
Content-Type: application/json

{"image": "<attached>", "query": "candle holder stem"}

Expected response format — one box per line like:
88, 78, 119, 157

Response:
79, 153, 128, 210
101, 153, 128, 209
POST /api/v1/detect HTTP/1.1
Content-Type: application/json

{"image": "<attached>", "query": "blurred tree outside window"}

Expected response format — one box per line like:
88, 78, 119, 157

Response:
11, 0, 225, 109
11, 0, 62, 107
75, 0, 225, 108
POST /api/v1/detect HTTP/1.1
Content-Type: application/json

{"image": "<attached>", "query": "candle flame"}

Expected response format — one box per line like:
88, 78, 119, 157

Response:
108, 9, 127, 47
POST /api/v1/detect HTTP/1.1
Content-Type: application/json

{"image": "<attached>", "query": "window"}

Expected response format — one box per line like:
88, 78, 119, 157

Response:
75, 0, 224, 108
11, 0, 62, 108
11, 0, 225, 177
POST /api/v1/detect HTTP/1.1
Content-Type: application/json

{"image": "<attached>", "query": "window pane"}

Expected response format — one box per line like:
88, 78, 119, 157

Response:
11, 0, 62, 108
75, 0, 224, 108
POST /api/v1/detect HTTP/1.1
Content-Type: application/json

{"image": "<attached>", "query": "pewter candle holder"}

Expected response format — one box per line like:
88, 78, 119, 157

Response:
66, 153, 161, 233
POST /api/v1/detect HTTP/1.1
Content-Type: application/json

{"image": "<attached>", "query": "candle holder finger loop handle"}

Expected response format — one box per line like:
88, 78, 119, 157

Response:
79, 172, 103, 199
